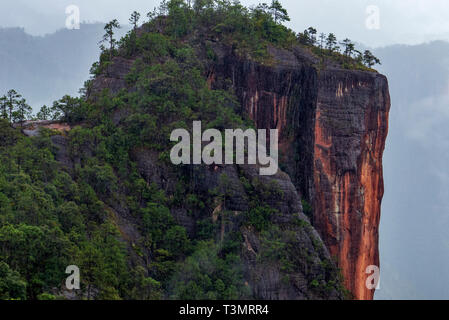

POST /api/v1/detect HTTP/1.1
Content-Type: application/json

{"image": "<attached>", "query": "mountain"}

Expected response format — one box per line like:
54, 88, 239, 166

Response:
196, 45, 390, 300
0, 2, 389, 300
0, 24, 128, 110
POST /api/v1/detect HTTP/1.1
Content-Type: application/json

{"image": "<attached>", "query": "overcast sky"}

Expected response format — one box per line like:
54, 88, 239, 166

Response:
2, 0, 449, 300
1, 0, 449, 47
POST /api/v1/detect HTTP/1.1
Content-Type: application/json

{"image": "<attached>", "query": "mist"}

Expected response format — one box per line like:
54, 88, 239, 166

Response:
2, 0, 449, 46
1, 0, 449, 300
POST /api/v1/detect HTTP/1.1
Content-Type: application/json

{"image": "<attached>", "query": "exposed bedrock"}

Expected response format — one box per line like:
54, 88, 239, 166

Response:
209, 45, 391, 300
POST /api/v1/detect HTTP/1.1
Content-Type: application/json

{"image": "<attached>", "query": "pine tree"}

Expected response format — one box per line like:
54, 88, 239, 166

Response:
326, 33, 338, 52
129, 11, 141, 30
307, 27, 317, 45
147, 8, 158, 22
101, 19, 121, 57
341, 38, 355, 57
270, 0, 290, 23
5, 90, 21, 121
0, 96, 7, 119
319, 33, 326, 49
298, 28, 316, 46
159, 0, 169, 15
363, 50, 381, 68
36, 105, 52, 121
354, 50, 363, 64
13, 98, 32, 124
52, 95, 80, 122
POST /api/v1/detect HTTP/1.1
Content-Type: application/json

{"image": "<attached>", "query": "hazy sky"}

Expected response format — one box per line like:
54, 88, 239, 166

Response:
2, 0, 449, 47
2, 0, 449, 301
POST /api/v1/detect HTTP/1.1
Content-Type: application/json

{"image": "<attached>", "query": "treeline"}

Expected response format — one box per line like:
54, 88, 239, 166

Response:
0, 1, 362, 300
2, 0, 381, 126
95, 0, 379, 72
0, 118, 135, 299
0, 90, 31, 124
298, 27, 380, 68
0, 89, 88, 124
94, 0, 300, 66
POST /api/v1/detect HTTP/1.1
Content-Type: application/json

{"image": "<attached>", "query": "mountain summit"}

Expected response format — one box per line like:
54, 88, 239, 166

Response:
0, 0, 389, 300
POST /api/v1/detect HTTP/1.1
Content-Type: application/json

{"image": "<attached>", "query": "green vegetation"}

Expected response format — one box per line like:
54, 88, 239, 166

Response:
0, 90, 31, 124
0, 0, 349, 300
170, 240, 250, 300
0, 89, 88, 124
301, 199, 313, 222
100, 19, 121, 57
0, 120, 129, 299
106, 0, 299, 64
298, 27, 381, 70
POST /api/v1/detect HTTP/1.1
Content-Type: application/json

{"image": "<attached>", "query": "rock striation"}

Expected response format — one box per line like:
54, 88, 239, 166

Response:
87, 38, 390, 300
207, 44, 390, 300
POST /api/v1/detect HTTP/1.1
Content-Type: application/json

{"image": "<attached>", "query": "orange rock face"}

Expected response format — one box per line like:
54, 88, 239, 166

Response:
44, 123, 71, 132
206, 45, 390, 299
20, 120, 71, 133
313, 70, 390, 300
87, 39, 391, 299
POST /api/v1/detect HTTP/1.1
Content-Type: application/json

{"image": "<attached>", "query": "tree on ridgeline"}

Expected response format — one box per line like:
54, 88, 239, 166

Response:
354, 49, 363, 64
319, 32, 326, 49
52, 95, 81, 122
36, 105, 52, 121
129, 11, 141, 30
147, 8, 157, 22
0, 95, 7, 119
270, 0, 290, 24
13, 98, 32, 124
100, 19, 121, 57
307, 27, 317, 45
341, 38, 355, 57
253, 3, 271, 19
5, 90, 21, 121
326, 33, 339, 52
158, 0, 169, 16
363, 50, 381, 67
298, 27, 317, 46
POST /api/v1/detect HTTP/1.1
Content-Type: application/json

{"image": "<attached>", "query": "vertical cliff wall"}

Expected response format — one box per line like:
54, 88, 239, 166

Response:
89, 41, 391, 299
209, 45, 391, 299
313, 70, 390, 300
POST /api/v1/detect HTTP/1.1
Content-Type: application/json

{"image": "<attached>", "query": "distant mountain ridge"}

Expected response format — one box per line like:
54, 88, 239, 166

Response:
2, 16, 449, 300
373, 40, 449, 300
0, 24, 128, 111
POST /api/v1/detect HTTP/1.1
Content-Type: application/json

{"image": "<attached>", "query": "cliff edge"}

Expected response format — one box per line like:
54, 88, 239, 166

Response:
206, 44, 390, 299
87, 17, 390, 300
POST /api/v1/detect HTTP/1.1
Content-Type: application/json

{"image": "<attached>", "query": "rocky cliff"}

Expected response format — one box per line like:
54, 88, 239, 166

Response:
313, 69, 389, 300
206, 44, 390, 300
86, 29, 390, 299
0, 3, 391, 301
132, 149, 345, 299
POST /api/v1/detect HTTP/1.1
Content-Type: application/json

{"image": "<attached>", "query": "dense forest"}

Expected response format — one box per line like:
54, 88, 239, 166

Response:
0, 0, 377, 300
